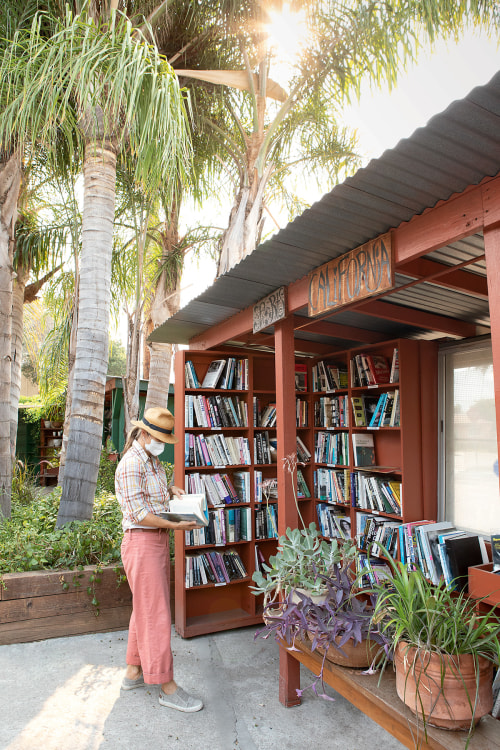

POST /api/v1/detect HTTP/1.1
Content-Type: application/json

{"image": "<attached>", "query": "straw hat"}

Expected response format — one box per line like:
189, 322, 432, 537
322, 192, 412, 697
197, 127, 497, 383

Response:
131, 407, 178, 444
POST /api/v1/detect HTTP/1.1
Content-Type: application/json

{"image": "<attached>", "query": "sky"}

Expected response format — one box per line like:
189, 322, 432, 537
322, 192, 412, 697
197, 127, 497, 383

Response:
180, 29, 500, 307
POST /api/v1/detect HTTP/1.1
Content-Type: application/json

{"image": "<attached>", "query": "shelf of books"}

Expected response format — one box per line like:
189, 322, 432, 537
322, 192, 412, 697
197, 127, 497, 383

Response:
305, 339, 438, 581
175, 349, 286, 637
175, 340, 439, 636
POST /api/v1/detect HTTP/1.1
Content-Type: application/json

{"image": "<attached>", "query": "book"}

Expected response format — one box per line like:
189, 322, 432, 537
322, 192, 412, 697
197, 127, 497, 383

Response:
418, 521, 455, 584
368, 393, 387, 427
491, 533, 500, 573
362, 395, 381, 427
159, 493, 209, 526
389, 348, 399, 383
351, 396, 366, 426
295, 363, 308, 391
444, 533, 488, 592
366, 354, 391, 384
351, 433, 375, 467
201, 359, 226, 388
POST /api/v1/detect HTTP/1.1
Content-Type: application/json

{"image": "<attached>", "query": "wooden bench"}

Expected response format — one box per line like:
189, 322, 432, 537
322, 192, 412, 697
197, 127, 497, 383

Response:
279, 641, 500, 750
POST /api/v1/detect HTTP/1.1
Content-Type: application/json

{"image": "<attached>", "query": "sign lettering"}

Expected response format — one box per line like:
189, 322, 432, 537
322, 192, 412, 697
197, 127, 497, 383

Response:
308, 233, 393, 316
253, 287, 287, 333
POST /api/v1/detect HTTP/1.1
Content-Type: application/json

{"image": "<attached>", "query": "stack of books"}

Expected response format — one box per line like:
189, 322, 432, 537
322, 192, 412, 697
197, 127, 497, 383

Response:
186, 472, 240, 505
255, 504, 278, 539
185, 433, 251, 467
316, 504, 351, 540
314, 467, 350, 505
315, 431, 349, 465
351, 472, 401, 514
185, 549, 247, 587
312, 360, 348, 391
185, 394, 248, 428
184, 507, 252, 546
314, 395, 349, 428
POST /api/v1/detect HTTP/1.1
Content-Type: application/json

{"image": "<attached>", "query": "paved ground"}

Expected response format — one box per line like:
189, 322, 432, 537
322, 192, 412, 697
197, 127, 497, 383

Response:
0, 626, 406, 750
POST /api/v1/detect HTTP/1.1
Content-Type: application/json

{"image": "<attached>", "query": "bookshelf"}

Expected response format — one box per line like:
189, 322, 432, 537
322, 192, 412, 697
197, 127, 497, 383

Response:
303, 339, 437, 559
174, 349, 280, 638
174, 339, 437, 637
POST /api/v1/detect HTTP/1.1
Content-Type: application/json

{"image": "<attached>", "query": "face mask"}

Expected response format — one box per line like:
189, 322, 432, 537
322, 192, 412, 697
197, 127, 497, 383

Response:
146, 438, 164, 456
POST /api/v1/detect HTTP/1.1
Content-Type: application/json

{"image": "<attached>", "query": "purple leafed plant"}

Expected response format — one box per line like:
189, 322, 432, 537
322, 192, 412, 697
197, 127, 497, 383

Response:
255, 561, 390, 699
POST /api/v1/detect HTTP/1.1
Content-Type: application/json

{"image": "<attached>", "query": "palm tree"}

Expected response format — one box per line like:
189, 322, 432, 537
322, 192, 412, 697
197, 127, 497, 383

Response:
0, 5, 191, 523
0, 0, 43, 518
179, 0, 500, 275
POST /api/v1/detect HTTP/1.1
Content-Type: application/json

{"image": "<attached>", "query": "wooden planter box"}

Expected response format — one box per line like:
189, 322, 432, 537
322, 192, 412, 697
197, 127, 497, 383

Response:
0, 561, 176, 645
468, 562, 500, 607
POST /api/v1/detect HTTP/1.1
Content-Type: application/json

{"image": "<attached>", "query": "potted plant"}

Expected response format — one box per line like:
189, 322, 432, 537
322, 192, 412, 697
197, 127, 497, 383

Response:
251, 522, 347, 605
370, 551, 500, 742
252, 525, 388, 696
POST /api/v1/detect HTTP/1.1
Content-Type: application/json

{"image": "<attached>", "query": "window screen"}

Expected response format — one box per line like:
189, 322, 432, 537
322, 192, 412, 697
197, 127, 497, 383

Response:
440, 339, 500, 535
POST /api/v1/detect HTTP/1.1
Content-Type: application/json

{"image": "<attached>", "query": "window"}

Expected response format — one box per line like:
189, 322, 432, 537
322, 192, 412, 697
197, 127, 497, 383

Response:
439, 338, 500, 535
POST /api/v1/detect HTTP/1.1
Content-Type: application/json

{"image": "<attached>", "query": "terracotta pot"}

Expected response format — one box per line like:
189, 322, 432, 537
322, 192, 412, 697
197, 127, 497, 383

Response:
309, 632, 382, 668
290, 587, 328, 605
394, 641, 493, 730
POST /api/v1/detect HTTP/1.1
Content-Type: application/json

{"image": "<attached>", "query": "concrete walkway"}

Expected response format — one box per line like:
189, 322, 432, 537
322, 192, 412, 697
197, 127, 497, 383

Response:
0, 627, 405, 750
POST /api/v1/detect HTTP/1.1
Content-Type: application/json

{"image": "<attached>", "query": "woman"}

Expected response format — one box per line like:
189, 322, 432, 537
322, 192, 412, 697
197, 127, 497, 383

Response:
115, 406, 203, 712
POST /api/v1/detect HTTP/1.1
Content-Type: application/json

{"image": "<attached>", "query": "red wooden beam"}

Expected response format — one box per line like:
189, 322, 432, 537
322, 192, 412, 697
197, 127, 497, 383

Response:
358, 299, 477, 338
392, 177, 500, 263
292, 316, 388, 343
484, 224, 500, 495
397, 257, 488, 299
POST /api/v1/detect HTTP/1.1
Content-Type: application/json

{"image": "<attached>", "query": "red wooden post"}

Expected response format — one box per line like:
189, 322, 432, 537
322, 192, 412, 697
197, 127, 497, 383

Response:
274, 316, 301, 705
279, 645, 301, 707
484, 224, 500, 495
274, 316, 298, 535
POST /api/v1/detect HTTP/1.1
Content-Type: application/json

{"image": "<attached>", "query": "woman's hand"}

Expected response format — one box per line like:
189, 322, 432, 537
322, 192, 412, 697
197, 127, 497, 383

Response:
172, 520, 203, 531
170, 485, 185, 498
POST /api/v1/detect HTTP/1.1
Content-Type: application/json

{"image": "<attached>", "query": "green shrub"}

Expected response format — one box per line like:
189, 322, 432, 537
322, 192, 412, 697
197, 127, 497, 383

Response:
0, 487, 123, 574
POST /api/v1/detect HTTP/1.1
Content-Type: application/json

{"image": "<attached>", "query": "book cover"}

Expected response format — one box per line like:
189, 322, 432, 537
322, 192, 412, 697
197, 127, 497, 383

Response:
201, 359, 226, 388
362, 395, 380, 426
367, 354, 391, 384
368, 393, 387, 427
351, 396, 366, 426
352, 433, 376, 467
491, 533, 500, 572
444, 534, 488, 592
295, 363, 308, 391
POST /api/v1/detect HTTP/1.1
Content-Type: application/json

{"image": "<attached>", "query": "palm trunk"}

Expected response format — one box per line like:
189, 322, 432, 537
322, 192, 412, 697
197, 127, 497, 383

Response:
0, 151, 21, 519
10, 263, 28, 459
122, 310, 141, 436
122, 212, 148, 436
217, 129, 271, 277
57, 141, 117, 525
57, 280, 78, 487
144, 208, 181, 411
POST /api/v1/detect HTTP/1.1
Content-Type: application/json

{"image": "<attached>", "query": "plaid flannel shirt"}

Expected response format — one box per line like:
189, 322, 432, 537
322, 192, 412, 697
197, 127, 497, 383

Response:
115, 440, 171, 531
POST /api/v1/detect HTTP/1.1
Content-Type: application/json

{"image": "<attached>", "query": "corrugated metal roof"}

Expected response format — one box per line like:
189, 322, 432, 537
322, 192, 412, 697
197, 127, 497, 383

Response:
150, 71, 500, 347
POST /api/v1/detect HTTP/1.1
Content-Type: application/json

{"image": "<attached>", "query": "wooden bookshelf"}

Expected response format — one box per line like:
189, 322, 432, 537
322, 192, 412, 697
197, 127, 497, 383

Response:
174, 340, 438, 637
300, 339, 438, 553
174, 349, 279, 638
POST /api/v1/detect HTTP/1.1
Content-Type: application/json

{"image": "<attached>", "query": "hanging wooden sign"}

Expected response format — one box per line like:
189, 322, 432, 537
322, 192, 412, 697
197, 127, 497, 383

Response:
308, 233, 393, 317
253, 286, 287, 333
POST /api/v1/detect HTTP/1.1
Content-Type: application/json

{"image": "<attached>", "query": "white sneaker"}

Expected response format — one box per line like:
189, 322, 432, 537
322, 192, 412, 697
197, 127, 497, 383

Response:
159, 686, 203, 712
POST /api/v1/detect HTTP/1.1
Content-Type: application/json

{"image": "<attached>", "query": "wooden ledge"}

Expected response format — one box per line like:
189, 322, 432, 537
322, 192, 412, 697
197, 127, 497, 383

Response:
280, 640, 500, 750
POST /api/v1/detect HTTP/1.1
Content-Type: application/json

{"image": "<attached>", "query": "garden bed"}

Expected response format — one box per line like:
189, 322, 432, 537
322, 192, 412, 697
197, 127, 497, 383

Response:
0, 563, 176, 645
0, 562, 176, 645
0, 565, 132, 645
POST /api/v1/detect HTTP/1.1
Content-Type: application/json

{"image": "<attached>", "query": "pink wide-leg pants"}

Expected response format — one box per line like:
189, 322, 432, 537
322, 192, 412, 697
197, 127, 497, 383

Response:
121, 529, 174, 684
